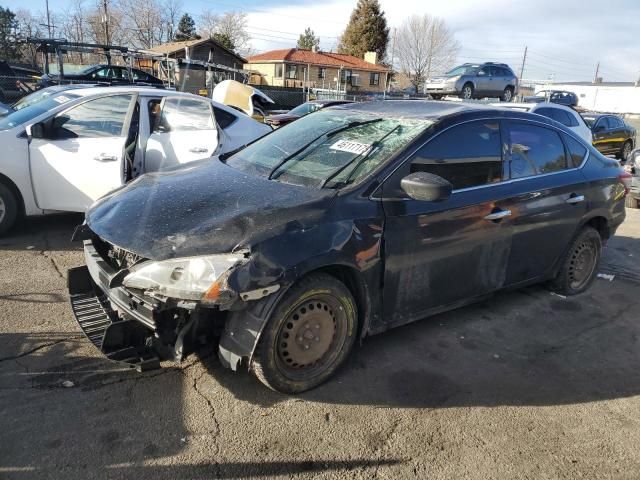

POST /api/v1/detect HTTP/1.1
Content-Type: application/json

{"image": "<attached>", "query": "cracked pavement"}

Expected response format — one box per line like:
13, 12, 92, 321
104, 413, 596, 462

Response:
1, 211, 640, 479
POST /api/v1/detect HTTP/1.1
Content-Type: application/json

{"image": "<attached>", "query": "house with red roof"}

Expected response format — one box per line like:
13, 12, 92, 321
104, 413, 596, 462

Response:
245, 48, 390, 93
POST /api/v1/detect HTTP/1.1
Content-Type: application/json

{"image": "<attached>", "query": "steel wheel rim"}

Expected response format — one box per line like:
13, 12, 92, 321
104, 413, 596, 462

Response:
504, 89, 512, 101
623, 143, 632, 159
275, 294, 348, 381
568, 240, 597, 289
0, 196, 5, 224
463, 87, 472, 99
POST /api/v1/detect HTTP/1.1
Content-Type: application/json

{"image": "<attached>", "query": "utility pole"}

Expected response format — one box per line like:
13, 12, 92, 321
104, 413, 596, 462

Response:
102, 0, 110, 45
519, 46, 527, 81
45, 0, 52, 37
593, 61, 600, 83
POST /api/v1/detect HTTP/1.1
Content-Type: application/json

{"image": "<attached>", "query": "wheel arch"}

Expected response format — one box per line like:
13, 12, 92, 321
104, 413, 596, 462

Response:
218, 262, 373, 372
583, 215, 610, 240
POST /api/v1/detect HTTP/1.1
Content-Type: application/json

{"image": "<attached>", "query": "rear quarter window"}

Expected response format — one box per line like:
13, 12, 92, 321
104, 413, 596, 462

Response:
563, 134, 588, 168
213, 106, 238, 129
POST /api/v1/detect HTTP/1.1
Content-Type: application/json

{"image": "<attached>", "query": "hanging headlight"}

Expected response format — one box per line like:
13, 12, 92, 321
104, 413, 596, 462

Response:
122, 254, 245, 303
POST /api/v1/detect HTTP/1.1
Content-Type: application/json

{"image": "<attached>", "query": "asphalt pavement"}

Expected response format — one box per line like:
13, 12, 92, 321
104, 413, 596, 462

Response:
1, 210, 640, 479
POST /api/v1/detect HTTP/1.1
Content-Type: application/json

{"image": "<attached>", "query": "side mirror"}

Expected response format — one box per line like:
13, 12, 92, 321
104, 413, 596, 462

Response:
30, 121, 46, 139
400, 172, 452, 202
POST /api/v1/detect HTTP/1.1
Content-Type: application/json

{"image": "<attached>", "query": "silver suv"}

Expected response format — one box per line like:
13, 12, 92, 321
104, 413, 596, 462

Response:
426, 62, 518, 102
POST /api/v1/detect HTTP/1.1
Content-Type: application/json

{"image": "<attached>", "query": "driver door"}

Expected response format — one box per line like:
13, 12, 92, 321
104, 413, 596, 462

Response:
29, 94, 135, 212
143, 96, 219, 173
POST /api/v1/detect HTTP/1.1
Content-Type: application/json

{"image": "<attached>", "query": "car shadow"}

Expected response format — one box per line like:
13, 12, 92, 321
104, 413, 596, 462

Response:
200, 234, 640, 409
1, 332, 400, 479
0, 213, 84, 252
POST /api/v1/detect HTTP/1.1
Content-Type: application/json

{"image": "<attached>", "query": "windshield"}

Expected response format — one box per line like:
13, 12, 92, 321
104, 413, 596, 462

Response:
0, 94, 79, 131
582, 116, 597, 128
12, 88, 76, 111
445, 65, 479, 77
226, 110, 432, 188
288, 102, 322, 116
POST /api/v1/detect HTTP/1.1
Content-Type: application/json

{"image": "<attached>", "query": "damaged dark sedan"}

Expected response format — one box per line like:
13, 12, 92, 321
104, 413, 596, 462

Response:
68, 101, 629, 393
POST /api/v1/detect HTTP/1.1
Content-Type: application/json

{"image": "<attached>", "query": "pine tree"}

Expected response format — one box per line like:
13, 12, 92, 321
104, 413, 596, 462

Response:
297, 27, 320, 50
213, 32, 235, 51
174, 13, 200, 42
338, 0, 389, 60
0, 7, 19, 62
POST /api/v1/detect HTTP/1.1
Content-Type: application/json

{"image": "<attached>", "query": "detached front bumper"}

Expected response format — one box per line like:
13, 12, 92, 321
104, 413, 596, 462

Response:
67, 241, 161, 371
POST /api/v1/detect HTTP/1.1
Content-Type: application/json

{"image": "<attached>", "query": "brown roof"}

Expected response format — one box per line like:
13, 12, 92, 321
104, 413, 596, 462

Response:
147, 38, 246, 63
246, 49, 389, 73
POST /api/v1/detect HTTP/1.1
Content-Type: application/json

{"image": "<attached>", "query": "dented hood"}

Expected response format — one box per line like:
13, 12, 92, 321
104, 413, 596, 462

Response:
86, 159, 335, 260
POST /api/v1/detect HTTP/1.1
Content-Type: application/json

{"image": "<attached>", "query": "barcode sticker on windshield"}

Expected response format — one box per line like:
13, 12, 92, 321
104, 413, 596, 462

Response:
330, 140, 372, 155
52, 95, 72, 104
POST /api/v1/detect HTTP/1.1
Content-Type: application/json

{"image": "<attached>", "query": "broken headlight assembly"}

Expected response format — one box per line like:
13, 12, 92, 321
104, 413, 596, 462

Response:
122, 254, 244, 304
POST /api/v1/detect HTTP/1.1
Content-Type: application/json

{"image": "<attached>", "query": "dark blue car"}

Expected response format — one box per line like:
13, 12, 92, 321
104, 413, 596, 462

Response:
69, 101, 630, 393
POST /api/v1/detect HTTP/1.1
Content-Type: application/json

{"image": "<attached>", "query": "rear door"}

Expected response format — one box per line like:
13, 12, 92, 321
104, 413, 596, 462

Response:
143, 96, 219, 173
381, 119, 512, 325
592, 117, 614, 154
29, 94, 135, 212
475, 67, 493, 96
499, 121, 589, 284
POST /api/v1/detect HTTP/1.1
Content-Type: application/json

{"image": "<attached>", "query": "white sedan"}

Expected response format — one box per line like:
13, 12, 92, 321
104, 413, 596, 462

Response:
0, 86, 271, 233
492, 101, 593, 144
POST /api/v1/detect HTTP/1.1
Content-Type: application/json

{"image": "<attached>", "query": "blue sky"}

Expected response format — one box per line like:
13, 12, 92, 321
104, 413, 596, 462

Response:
9, 0, 640, 82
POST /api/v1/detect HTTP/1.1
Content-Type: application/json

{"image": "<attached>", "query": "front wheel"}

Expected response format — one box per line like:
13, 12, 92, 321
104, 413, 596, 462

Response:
459, 83, 474, 100
619, 140, 633, 162
548, 226, 602, 296
0, 182, 19, 235
251, 273, 358, 393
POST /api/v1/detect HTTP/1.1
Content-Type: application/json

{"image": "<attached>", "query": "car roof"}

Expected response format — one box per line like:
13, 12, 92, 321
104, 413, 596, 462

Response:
311, 99, 354, 106
492, 102, 577, 112
330, 100, 494, 119
64, 85, 184, 97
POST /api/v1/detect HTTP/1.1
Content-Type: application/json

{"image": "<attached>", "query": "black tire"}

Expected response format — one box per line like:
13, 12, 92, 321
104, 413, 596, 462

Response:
625, 195, 639, 209
549, 226, 602, 296
459, 83, 474, 100
619, 140, 633, 161
500, 87, 514, 102
0, 182, 19, 235
251, 273, 358, 393
430, 94, 442, 100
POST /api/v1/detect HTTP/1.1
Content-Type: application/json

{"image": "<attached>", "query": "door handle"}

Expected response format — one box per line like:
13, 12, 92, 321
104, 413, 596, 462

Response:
484, 209, 512, 221
189, 147, 208, 153
566, 194, 585, 204
94, 153, 118, 162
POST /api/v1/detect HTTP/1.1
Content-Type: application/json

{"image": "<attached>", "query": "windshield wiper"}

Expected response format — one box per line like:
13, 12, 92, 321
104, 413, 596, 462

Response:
267, 118, 383, 180
321, 124, 402, 189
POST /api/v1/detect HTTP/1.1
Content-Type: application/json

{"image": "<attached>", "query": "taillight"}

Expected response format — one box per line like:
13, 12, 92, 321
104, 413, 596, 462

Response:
618, 171, 632, 195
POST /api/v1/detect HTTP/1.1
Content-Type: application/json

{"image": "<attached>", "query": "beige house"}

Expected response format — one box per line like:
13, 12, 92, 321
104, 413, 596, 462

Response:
245, 48, 390, 93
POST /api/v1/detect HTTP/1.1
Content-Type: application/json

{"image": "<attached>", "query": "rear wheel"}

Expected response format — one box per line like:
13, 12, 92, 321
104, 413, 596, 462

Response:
500, 87, 514, 102
459, 83, 474, 100
548, 226, 602, 295
251, 273, 358, 393
619, 140, 633, 162
0, 182, 19, 235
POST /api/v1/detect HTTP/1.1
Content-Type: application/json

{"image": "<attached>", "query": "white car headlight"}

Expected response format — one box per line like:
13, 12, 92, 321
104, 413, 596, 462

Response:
446, 75, 461, 83
122, 254, 245, 303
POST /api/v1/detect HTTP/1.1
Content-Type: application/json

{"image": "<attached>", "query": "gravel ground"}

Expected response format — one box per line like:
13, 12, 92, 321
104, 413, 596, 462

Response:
1, 210, 640, 480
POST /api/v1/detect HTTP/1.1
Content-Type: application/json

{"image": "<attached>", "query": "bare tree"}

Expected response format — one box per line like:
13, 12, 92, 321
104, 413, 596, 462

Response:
115, 0, 166, 49
214, 12, 249, 53
61, 0, 89, 62
198, 9, 218, 40
396, 14, 459, 92
15, 9, 45, 66
163, 0, 183, 42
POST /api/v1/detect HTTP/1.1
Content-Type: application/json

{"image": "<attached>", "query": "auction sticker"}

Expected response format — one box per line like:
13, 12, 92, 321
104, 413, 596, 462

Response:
330, 140, 372, 155
52, 95, 72, 104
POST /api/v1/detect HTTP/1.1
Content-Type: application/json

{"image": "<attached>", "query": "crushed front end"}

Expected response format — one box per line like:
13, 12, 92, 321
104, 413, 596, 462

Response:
68, 235, 237, 371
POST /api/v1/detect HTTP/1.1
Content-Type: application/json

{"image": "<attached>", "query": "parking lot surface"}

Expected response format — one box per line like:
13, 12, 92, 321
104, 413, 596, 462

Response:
1, 210, 640, 479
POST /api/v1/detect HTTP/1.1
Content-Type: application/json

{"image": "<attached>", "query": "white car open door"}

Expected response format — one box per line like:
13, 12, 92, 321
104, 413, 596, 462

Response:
144, 96, 219, 173
28, 94, 135, 212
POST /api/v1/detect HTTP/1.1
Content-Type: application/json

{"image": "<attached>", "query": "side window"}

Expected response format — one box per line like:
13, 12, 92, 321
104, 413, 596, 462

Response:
54, 95, 132, 138
148, 99, 161, 132
155, 97, 214, 132
410, 121, 503, 190
213, 106, 237, 129
563, 134, 588, 168
611, 117, 623, 128
509, 122, 568, 178
132, 69, 150, 82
